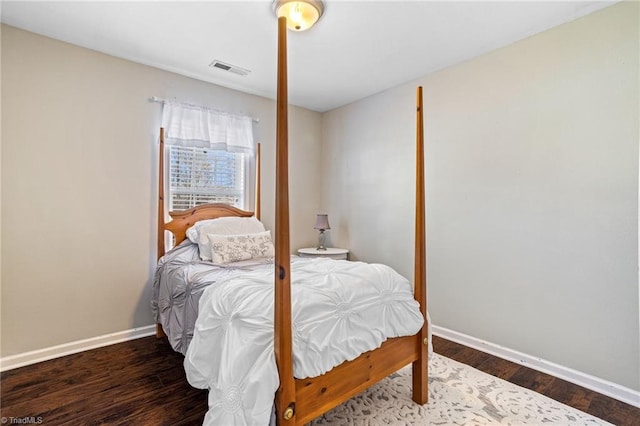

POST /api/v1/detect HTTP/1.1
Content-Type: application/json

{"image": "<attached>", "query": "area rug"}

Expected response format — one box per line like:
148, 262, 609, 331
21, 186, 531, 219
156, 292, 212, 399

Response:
310, 353, 611, 425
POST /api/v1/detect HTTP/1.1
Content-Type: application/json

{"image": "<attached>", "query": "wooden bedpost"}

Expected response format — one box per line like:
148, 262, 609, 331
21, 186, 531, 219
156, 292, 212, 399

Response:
157, 128, 166, 261
255, 142, 261, 220
412, 86, 428, 404
274, 16, 296, 424
156, 128, 168, 339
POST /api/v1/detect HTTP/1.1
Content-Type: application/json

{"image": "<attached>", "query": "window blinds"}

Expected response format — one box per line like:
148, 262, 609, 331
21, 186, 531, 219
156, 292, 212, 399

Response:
169, 146, 245, 211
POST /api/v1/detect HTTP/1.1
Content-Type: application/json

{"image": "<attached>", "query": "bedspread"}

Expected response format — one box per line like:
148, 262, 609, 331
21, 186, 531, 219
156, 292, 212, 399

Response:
152, 241, 272, 354
184, 257, 425, 425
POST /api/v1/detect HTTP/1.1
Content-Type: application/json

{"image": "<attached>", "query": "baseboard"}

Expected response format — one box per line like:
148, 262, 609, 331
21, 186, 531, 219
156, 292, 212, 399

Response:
432, 325, 640, 408
0, 325, 156, 372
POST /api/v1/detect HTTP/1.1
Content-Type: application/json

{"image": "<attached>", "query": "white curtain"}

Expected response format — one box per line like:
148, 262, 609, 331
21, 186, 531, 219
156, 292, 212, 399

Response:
161, 101, 254, 154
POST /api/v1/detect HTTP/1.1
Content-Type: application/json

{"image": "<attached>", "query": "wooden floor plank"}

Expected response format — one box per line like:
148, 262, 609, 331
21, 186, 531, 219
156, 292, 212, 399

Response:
1, 335, 637, 425
473, 355, 522, 381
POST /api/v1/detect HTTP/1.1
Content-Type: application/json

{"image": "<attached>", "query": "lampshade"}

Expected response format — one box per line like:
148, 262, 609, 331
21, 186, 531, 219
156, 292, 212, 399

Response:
273, 0, 325, 31
313, 214, 330, 230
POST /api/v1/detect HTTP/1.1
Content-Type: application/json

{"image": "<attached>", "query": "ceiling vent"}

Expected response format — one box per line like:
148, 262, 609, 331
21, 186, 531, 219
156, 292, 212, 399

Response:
209, 60, 251, 76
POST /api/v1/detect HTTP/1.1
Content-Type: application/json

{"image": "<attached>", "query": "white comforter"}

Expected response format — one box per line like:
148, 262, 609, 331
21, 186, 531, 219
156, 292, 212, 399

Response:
184, 257, 425, 425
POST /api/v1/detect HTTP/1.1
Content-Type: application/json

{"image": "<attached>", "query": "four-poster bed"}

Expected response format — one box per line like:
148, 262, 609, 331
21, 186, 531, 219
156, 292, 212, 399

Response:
153, 16, 428, 425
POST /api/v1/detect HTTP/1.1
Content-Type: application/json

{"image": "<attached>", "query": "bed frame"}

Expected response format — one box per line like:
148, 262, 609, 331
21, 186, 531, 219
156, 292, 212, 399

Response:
156, 16, 427, 425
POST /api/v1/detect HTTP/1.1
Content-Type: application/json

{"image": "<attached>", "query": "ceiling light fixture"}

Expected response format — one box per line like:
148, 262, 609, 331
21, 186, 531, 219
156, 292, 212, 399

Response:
272, 0, 325, 31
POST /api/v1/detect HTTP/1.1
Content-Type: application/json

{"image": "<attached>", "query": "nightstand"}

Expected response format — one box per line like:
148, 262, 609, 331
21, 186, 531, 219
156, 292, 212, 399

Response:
298, 247, 349, 260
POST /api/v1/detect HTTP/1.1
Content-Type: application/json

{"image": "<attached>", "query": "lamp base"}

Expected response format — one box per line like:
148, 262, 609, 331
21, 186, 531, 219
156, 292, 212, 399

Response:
317, 230, 327, 250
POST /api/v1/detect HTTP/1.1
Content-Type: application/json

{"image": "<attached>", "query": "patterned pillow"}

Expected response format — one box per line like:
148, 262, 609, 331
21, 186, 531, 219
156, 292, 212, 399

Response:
187, 217, 266, 261
207, 230, 275, 264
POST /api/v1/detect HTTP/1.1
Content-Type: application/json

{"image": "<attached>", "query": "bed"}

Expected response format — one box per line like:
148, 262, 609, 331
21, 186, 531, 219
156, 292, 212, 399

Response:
153, 17, 428, 425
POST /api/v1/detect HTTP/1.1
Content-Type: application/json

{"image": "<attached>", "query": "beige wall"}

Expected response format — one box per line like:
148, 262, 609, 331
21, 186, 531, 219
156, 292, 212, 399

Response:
322, 2, 639, 391
0, 25, 322, 356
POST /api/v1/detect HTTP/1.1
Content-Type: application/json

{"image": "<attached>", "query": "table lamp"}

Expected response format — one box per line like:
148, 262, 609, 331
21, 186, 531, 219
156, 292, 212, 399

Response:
313, 214, 330, 250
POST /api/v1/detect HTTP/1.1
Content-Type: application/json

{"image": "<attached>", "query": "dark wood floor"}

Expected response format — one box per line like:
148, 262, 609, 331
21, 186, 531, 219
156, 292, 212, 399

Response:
1, 335, 638, 425
433, 336, 639, 425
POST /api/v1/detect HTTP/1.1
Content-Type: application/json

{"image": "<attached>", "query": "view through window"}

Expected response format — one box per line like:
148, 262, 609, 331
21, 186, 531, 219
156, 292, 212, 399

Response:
168, 146, 245, 211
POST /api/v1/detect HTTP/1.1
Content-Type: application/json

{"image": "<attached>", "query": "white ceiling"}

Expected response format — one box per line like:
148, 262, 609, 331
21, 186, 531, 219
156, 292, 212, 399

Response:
1, 0, 618, 112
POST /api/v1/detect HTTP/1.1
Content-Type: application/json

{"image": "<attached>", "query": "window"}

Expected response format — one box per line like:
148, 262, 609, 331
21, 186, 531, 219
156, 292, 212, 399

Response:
160, 100, 254, 212
168, 146, 245, 211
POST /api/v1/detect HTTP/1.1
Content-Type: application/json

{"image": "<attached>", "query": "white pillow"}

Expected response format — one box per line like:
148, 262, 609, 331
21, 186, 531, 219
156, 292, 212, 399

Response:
207, 230, 275, 265
186, 216, 266, 261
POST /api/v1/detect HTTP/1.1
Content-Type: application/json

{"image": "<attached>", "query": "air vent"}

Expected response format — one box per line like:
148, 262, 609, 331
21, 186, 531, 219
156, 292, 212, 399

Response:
209, 60, 251, 76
